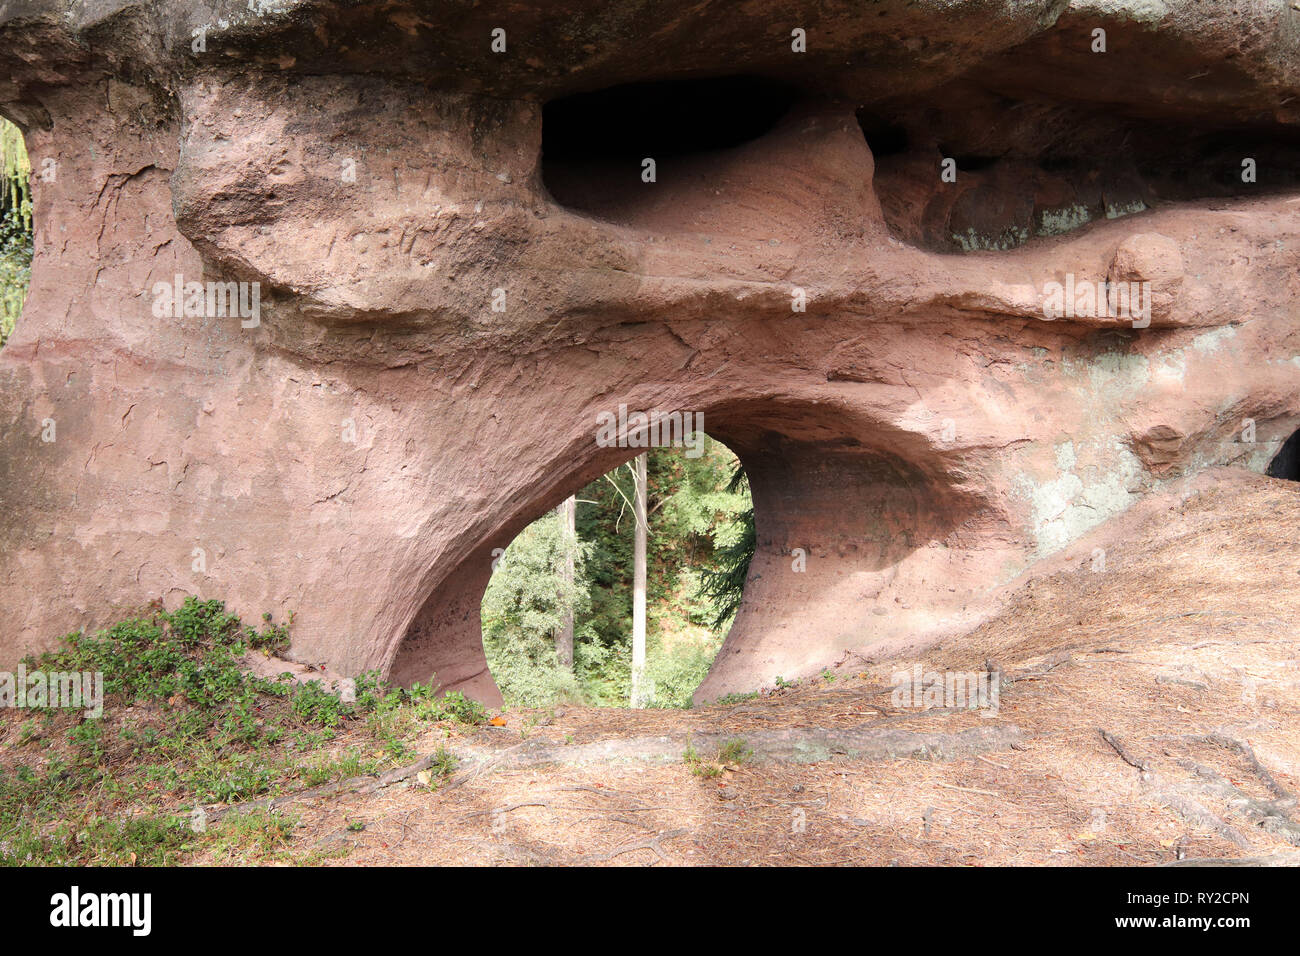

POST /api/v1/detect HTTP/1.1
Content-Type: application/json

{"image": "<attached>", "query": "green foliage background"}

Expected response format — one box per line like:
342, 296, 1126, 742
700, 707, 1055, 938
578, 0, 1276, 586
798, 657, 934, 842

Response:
0, 117, 32, 347
482, 438, 754, 709
481, 507, 594, 708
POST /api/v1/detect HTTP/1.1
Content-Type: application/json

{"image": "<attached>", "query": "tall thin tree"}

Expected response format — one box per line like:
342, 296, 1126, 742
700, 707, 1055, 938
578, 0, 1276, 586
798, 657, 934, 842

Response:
630, 453, 648, 707
554, 494, 576, 668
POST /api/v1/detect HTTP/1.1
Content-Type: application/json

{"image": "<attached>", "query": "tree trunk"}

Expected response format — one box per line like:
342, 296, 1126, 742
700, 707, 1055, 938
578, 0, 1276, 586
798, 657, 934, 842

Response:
554, 494, 576, 669
631, 454, 648, 708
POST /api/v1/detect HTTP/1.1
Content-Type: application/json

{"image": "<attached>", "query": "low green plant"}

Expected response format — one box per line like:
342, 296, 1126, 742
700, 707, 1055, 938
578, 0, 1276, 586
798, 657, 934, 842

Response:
299, 748, 378, 787
714, 691, 759, 706
682, 737, 723, 779
436, 691, 488, 726
202, 809, 296, 864
428, 745, 457, 779
719, 738, 753, 765
0, 596, 503, 865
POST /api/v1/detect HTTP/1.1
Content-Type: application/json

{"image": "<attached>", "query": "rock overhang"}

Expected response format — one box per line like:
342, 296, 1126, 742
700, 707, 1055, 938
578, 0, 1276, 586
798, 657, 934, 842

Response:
0, 0, 1296, 703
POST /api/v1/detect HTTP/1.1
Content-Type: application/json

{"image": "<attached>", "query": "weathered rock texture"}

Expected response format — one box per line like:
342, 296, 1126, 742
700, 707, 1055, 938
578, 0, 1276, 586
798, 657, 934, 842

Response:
0, 1, 1297, 704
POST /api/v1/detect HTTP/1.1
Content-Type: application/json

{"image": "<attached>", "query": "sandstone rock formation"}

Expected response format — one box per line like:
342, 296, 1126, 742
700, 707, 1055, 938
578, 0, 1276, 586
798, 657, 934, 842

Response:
0, 1, 1297, 705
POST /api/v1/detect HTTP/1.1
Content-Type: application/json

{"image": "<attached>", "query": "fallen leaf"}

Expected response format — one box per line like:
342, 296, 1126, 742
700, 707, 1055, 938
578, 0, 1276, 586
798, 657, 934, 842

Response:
416, 770, 432, 786
489, 715, 507, 726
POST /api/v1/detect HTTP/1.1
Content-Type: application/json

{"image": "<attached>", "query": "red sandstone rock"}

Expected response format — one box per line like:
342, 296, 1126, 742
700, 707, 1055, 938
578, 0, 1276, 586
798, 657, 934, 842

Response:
0, 2, 1297, 705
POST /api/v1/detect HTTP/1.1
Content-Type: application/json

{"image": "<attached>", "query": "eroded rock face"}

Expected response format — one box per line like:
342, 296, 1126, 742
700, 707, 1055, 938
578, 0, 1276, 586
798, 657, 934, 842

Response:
1, 1, 1297, 704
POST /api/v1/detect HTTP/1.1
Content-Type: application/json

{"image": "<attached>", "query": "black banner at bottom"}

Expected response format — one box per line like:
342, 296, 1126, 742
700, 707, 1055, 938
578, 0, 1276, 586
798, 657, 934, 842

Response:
0, 864, 1271, 944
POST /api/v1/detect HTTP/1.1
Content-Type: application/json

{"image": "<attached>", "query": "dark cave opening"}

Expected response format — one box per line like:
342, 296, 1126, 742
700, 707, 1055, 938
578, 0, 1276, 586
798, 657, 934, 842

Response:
858, 95, 1300, 253
1266, 430, 1300, 483
541, 74, 802, 212
937, 150, 1002, 173
854, 111, 909, 159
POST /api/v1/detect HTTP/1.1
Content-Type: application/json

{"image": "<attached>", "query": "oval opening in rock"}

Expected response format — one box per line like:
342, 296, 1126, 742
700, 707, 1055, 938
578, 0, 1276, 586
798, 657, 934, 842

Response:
541, 74, 802, 216
480, 438, 753, 709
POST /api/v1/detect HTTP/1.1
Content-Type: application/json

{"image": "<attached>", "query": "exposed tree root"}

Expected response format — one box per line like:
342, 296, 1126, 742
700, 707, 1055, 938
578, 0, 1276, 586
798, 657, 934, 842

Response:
1190, 732, 1296, 803
1163, 852, 1300, 867
452, 723, 1026, 771
1153, 790, 1252, 850
198, 723, 1025, 824
1098, 728, 1152, 773
586, 828, 691, 864
1095, 727, 1300, 853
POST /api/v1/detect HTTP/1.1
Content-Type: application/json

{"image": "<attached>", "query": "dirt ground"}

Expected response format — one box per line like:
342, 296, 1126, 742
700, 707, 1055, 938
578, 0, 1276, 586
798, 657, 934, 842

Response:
219, 469, 1300, 866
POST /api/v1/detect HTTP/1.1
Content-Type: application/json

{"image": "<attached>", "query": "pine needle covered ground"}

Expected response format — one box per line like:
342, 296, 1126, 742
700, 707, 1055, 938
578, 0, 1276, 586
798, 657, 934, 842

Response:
3, 470, 1298, 866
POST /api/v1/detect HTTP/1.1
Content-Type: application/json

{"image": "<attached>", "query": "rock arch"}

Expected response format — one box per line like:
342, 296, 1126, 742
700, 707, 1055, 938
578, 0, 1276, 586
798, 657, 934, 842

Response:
386, 394, 1004, 705
1, 1, 1299, 703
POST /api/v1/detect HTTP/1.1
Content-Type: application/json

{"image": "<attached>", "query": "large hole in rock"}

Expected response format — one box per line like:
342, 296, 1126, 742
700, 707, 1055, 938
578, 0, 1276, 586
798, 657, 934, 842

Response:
390, 399, 988, 707
480, 439, 752, 709
1267, 430, 1300, 482
541, 74, 801, 217
0, 116, 32, 349
858, 93, 1300, 252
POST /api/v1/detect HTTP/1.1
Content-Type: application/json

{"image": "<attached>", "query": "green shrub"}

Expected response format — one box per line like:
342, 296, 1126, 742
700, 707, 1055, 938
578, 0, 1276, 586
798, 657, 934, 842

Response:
719, 738, 753, 765
644, 639, 719, 709
0, 117, 31, 349
482, 509, 594, 708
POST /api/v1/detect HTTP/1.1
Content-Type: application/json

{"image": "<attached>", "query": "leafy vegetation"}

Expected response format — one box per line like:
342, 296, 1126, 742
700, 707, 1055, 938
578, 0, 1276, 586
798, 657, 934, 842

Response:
482, 508, 594, 707
481, 438, 755, 709
682, 737, 722, 778
718, 737, 753, 765
0, 117, 32, 348
0, 598, 487, 866
682, 736, 753, 778
698, 466, 756, 628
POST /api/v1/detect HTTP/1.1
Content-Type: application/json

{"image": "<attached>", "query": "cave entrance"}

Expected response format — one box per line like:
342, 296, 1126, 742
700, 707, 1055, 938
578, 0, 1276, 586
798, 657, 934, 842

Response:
1267, 430, 1300, 482
541, 74, 801, 216
389, 398, 982, 709
0, 116, 32, 350
479, 437, 752, 710
857, 93, 1300, 253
